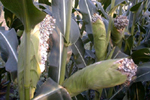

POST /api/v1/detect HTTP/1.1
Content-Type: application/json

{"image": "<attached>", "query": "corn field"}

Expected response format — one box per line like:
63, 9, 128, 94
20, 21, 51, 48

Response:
0, 0, 150, 100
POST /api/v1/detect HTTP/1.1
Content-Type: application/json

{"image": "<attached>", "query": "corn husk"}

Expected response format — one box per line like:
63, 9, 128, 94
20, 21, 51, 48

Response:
92, 13, 107, 61
63, 58, 137, 97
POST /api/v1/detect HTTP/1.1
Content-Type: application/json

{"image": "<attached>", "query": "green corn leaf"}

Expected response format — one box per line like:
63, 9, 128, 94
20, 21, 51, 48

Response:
108, 1, 126, 15
48, 28, 63, 83
1, 0, 47, 99
70, 18, 80, 44
130, 2, 143, 13
124, 35, 134, 55
4, 8, 23, 30
52, 0, 80, 44
71, 38, 86, 68
52, 0, 66, 34
131, 48, 150, 64
129, 82, 145, 100
97, 0, 111, 10
136, 67, 150, 82
1, 0, 46, 29
79, 0, 97, 35
33, 78, 71, 100
39, 0, 51, 6
0, 28, 18, 81
112, 47, 128, 59
63, 59, 128, 97
133, 39, 150, 50
95, 2, 109, 19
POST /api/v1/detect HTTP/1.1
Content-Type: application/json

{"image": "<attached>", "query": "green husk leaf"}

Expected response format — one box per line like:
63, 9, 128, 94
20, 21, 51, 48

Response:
111, 18, 124, 45
18, 24, 41, 99
92, 15, 107, 61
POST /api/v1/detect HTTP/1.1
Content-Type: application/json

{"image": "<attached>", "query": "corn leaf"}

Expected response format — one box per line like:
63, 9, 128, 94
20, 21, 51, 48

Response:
136, 67, 150, 82
51, 0, 80, 44
71, 38, 86, 68
33, 78, 71, 100
131, 48, 150, 64
108, 0, 126, 15
48, 28, 63, 83
0, 28, 18, 81
130, 2, 143, 13
4, 8, 23, 30
1, 0, 46, 29
79, 0, 97, 35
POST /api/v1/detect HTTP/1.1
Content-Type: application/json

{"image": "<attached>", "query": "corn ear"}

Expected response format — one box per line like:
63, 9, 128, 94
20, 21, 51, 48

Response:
92, 14, 107, 61
111, 15, 129, 45
111, 22, 124, 45
18, 24, 41, 99
62, 58, 137, 97
18, 15, 55, 99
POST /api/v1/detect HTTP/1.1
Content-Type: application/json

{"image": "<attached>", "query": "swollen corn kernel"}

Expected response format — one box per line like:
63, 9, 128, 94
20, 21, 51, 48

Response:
114, 58, 137, 82
39, 14, 56, 72
92, 13, 102, 23
114, 15, 129, 33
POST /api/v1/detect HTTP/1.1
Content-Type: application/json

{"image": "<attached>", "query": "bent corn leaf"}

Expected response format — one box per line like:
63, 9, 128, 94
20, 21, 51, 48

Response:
34, 78, 71, 100
48, 28, 63, 83
0, 28, 18, 81
1, 0, 46, 29
71, 38, 86, 68
131, 48, 150, 64
51, 0, 80, 44
136, 67, 150, 82
79, 0, 97, 34
130, 2, 143, 13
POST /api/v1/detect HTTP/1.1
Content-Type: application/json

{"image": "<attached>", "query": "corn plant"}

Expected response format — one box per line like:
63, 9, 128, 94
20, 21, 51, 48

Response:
0, 0, 150, 100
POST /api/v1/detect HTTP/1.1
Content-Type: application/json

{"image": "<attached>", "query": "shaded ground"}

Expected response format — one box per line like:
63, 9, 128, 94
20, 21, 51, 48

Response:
0, 85, 18, 100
